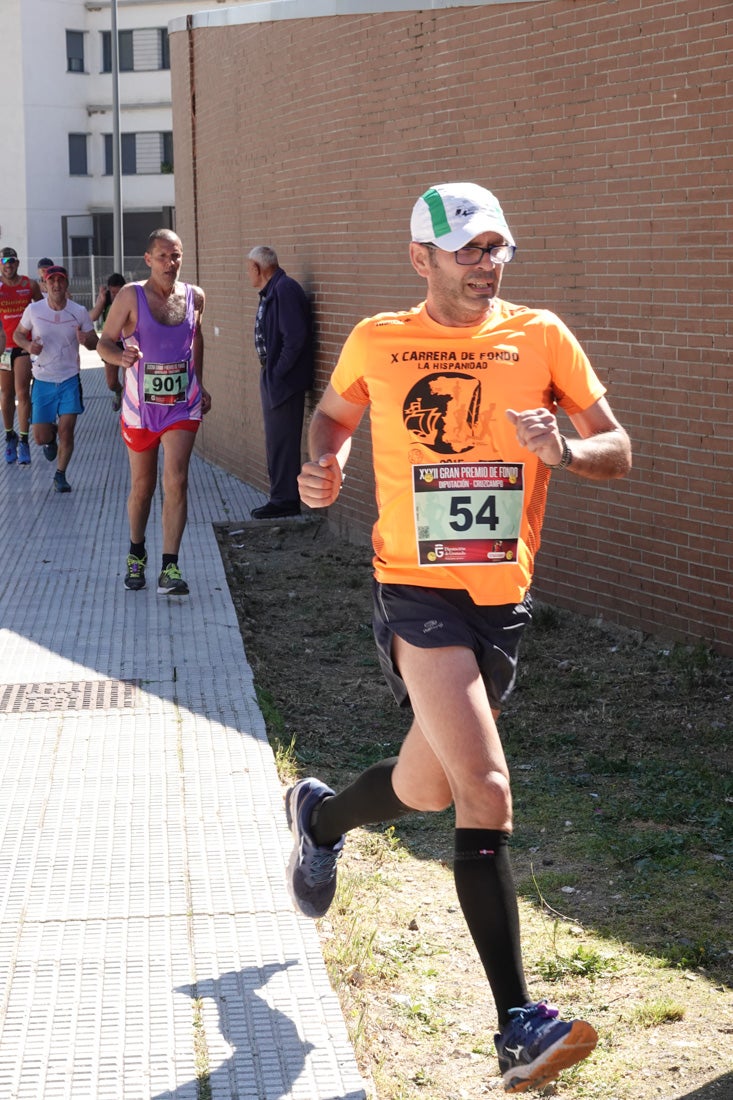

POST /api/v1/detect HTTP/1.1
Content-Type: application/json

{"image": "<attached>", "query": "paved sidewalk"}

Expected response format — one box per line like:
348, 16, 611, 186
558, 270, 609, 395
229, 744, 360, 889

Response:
0, 359, 366, 1100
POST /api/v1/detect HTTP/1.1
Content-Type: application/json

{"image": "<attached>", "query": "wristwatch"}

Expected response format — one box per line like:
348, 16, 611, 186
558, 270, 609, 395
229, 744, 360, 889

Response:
544, 435, 573, 470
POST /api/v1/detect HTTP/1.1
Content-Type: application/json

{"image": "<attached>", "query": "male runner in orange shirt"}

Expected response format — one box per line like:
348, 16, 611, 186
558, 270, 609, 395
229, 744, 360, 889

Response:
287, 183, 632, 1094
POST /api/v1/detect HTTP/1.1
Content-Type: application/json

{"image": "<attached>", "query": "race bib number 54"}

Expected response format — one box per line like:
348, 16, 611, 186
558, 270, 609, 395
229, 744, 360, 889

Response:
413, 462, 524, 566
143, 360, 188, 404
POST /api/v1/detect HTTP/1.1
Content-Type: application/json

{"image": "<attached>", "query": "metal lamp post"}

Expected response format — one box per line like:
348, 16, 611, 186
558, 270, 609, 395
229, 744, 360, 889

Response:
111, 0, 123, 271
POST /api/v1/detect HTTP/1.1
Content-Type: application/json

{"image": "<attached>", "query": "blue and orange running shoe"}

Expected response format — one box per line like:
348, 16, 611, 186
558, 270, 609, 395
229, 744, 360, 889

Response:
495, 1000, 598, 1093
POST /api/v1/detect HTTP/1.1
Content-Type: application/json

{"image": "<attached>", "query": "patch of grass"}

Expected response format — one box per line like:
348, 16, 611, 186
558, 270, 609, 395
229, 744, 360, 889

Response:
191, 996, 211, 1099
327, 913, 379, 981
272, 731, 299, 779
627, 998, 686, 1027
659, 640, 722, 693
255, 686, 299, 779
254, 684, 285, 737
497, 613, 733, 989
536, 944, 614, 983
392, 996, 446, 1037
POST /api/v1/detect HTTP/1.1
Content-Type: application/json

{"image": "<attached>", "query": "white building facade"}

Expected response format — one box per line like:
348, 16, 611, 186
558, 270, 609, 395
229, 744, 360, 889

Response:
1, 0, 245, 278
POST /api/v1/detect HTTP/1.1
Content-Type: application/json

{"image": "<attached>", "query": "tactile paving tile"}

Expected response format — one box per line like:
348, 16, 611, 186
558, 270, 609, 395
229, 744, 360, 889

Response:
0, 358, 366, 1100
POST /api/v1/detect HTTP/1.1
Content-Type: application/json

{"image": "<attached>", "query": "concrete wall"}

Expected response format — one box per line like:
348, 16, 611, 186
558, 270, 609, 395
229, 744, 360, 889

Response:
170, 0, 733, 655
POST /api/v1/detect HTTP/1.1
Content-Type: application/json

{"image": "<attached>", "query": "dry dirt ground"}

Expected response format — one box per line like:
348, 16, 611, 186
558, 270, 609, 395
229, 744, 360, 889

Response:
216, 517, 733, 1100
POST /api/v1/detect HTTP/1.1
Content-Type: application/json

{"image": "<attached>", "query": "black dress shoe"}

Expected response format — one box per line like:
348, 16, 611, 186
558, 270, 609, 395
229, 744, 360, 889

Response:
250, 501, 301, 519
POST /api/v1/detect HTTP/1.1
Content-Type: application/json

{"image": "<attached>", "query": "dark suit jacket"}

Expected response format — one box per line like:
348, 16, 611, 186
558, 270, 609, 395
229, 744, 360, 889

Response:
258, 267, 314, 408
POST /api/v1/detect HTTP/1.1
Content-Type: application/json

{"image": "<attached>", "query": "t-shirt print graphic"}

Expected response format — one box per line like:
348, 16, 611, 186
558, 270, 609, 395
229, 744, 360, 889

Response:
403, 372, 498, 455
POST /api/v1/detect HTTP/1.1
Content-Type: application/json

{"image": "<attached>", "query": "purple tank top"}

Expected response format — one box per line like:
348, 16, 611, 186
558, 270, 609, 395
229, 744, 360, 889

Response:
121, 283, 201, 431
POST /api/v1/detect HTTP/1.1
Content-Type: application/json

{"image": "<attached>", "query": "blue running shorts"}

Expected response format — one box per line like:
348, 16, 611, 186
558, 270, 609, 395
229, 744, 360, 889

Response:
31, 375, 84, 423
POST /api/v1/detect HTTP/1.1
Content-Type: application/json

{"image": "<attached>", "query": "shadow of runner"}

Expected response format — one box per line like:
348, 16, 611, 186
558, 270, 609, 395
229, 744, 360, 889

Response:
152, 961, 364, 1100
675, 1073, 733, 1099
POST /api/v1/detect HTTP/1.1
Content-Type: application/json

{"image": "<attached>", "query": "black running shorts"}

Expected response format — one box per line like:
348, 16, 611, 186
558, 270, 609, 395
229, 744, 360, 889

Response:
372, 580, 533, 711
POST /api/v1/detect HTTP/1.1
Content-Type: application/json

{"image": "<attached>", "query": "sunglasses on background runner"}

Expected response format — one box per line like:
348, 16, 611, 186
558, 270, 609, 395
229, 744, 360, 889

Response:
1, 258, 19, 265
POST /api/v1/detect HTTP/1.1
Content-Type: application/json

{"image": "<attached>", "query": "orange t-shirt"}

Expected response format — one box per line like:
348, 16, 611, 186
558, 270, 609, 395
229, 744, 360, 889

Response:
331, 299, 607, 605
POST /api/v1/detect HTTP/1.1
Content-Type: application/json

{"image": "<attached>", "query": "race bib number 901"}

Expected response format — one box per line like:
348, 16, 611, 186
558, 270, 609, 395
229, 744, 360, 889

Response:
143, 360, 188, 404
413, 462, 524, 566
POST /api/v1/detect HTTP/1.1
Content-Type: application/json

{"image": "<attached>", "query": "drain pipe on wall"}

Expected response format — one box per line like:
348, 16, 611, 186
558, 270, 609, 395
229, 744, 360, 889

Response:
186, 15, 200, 285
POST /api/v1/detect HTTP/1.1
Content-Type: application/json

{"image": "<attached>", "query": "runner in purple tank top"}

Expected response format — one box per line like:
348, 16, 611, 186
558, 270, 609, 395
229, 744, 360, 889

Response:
98, 229, 211, 595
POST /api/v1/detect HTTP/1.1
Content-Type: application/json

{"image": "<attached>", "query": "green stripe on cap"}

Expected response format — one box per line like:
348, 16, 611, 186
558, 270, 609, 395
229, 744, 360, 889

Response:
422, 188, 452, 239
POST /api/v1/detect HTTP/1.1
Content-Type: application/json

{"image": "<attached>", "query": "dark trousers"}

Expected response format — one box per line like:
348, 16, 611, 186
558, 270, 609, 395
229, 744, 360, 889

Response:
260, 377, 306, 506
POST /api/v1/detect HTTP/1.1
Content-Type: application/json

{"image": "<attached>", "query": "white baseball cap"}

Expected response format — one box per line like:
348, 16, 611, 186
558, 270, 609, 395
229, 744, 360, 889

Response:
410, 183, 515, 251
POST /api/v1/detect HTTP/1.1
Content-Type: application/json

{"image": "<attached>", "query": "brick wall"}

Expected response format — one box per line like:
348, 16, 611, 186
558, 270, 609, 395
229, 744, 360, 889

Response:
170, 1, 733, 655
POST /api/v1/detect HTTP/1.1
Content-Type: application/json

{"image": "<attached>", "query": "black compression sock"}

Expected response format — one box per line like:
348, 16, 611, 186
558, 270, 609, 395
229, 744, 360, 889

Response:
162, 553, 178, 569
130, 541, 146, 559
311, 757, 413, 846
453, 829, 530, 1027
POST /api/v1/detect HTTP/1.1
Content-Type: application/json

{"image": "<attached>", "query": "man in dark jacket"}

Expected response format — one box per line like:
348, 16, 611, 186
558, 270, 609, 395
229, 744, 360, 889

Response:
247, 246, 314, 518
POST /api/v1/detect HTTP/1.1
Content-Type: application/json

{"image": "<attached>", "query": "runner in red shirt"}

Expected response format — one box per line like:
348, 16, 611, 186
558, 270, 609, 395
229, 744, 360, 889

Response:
0, 247, 42, 464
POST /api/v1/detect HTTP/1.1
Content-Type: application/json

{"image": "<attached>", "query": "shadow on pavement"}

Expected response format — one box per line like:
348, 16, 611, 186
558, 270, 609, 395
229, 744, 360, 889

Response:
152, 962, 365, 1100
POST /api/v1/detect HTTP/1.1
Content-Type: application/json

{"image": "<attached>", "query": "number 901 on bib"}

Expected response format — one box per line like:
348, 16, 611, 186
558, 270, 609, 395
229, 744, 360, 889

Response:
143, 360, 188, 404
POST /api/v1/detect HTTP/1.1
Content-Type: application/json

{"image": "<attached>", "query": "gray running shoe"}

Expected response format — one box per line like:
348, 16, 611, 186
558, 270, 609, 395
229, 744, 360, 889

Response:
124, 554, 147, 591
157, 563, 189, 596
53, 470, 71, 493
285, 778, 344, 918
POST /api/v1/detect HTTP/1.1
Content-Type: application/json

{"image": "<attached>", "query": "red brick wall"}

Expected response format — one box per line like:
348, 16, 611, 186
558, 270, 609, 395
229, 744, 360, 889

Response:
170, 1, 733, 655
